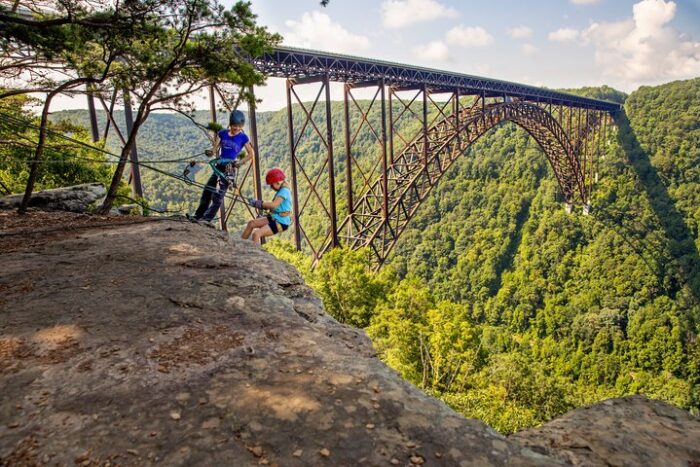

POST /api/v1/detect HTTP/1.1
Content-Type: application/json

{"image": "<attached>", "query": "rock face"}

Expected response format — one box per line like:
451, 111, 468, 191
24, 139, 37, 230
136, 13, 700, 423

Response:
0, 212, 551, 467
511, 395, 700, 467
0, 183, 105, 212
1, 212, 699, 467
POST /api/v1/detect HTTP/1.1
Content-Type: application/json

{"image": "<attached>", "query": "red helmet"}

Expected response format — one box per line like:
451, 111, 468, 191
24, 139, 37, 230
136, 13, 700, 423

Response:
265, 168, 286, 185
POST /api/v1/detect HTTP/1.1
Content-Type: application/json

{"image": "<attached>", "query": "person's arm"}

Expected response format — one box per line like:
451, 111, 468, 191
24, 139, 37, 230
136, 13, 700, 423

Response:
208, 132, 221, 159
248, 194, 284, 210
261, 196, 284, 210
237, 142, 255, 165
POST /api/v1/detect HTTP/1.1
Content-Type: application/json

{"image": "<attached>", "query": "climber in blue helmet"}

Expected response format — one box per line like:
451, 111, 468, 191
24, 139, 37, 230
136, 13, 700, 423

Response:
190, 109, 255, 225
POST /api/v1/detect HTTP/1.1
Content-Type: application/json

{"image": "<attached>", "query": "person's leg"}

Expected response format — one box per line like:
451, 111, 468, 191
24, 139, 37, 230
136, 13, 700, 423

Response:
242, 217, 268, 239
203, 176, 229, 221
193, 172, 218, 219
251, 225, 274, 246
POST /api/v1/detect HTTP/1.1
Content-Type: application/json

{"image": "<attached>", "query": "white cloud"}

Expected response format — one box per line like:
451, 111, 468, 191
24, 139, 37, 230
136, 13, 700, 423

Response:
284, 11, 370, 54
474, 63, 491, 74
446, 25, 494, 48
509, 26, 533, 39
548, 28, 580, 42
582, 0, 700, 90
521, 43, 538, 56
571, 0, 601, 4
381, 0, 458, 29
414, 40, 451, 62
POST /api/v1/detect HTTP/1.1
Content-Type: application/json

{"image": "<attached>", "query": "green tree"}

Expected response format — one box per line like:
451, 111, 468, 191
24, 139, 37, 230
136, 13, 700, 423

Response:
312, 247, 394, 327
0, 94, 124, 195
1, 0, 167, 211
367, 277, 433, 385
99, 0, 280, 213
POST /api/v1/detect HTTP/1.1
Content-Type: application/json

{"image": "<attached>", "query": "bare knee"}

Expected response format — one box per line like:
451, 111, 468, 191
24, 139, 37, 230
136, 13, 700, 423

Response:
242, 221, 254, 238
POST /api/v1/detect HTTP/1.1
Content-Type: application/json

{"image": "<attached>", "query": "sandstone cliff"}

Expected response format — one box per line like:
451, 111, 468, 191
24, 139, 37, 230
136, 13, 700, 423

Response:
1, 211, 699, 466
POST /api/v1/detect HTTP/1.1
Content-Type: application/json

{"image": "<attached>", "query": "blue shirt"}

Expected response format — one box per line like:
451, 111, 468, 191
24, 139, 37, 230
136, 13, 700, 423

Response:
218, 129, 249, 161
271, 187, 293, 226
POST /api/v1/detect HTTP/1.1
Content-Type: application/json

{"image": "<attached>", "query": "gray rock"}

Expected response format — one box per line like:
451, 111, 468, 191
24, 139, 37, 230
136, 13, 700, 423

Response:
1, 212, 698, 466
0, 183, 105, 212
510, 395, 700, 467
117, 204, 142, 215
0, 214, 551, 466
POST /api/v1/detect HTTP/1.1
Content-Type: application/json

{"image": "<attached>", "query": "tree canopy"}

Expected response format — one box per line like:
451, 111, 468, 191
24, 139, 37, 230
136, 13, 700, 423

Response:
0, 0, 280, 212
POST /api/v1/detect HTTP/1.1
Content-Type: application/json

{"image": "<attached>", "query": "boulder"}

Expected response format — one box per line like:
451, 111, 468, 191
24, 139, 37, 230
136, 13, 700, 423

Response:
117, 204, 143, 215
0, 183, 106, 212
510, 395, 700, 467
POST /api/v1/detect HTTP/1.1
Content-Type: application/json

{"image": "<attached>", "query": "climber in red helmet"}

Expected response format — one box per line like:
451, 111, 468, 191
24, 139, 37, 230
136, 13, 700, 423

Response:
242, 168, 293, 245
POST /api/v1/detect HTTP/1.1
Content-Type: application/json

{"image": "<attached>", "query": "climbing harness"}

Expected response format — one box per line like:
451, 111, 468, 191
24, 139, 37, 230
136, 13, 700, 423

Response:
182, 157, 239, 189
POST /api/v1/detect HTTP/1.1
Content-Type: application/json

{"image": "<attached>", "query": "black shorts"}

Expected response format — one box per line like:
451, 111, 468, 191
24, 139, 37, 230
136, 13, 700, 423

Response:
266, 215, 290, 235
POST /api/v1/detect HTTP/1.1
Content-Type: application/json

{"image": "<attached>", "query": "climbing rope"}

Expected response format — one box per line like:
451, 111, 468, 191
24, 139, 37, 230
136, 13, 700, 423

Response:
0, 111, 257, 213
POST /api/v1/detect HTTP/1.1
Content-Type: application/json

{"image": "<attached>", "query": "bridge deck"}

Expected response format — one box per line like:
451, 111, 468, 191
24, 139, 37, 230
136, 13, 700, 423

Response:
253, 46, 621, 112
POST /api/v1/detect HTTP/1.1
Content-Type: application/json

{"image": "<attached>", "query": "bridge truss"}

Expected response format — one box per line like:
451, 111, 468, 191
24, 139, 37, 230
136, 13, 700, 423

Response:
245, 47, 620, 266
80, 46, 620, 267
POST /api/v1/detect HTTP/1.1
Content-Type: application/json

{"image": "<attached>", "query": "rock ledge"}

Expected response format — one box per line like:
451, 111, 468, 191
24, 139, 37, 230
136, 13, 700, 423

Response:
1, 212, 698, 466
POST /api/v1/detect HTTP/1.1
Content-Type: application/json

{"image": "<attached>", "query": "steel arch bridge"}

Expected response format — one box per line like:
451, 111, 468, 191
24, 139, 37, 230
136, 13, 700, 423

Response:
237, 47, 619, 267
82, 46, 619, 267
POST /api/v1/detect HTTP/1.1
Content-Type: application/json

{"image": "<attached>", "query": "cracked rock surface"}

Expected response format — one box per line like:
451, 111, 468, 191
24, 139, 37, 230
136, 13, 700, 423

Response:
511, 395, 700, 467
1, 212, 699, 466
0, 213, 551, 466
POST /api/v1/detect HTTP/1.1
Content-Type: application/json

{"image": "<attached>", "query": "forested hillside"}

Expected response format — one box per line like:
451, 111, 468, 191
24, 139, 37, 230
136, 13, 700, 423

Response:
41, 79, 700, 433
370, 79, 700, 431
268, 79, 700, 433
0, 95, 123, 197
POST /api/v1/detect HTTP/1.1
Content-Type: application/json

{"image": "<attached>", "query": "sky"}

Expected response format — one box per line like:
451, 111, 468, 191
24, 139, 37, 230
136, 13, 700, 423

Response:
51, 0, 700, 112
228, 0, 700, 111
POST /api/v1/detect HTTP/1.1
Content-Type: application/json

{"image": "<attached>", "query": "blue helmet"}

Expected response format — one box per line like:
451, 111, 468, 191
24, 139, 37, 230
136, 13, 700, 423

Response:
229, 109, 245, 127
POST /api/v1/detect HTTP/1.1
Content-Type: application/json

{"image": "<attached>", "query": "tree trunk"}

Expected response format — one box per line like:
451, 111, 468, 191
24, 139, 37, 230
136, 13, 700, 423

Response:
98, 68, 176, 214
0, 178, 11, 195
18, 88, 59, 213
97, 126, 138, 214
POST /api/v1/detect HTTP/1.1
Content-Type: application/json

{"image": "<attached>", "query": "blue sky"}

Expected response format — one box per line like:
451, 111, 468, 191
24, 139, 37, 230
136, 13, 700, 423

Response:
222, 0, 700, 110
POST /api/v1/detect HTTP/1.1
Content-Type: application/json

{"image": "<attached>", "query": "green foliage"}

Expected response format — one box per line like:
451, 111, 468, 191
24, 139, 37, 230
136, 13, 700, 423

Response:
313, 248, 395, 327
0, 95, 126, 195
45, 79, 700, 435
265, 241, 393, 328
266, 80, 700, 434
367, 277, 433, 383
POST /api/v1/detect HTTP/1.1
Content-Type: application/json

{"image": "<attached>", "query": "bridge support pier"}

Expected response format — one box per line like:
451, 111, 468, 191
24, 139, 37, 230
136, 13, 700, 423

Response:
283, 75, 340, 261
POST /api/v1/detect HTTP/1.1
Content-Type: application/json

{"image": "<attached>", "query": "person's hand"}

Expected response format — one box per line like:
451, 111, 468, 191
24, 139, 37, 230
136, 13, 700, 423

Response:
247, 197, 263, 209
232, 159, 241, 168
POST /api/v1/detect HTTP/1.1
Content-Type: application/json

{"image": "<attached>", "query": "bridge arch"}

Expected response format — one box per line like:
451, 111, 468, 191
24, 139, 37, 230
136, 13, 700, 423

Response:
330, 100, 592, 266
249, 48, 616, 266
